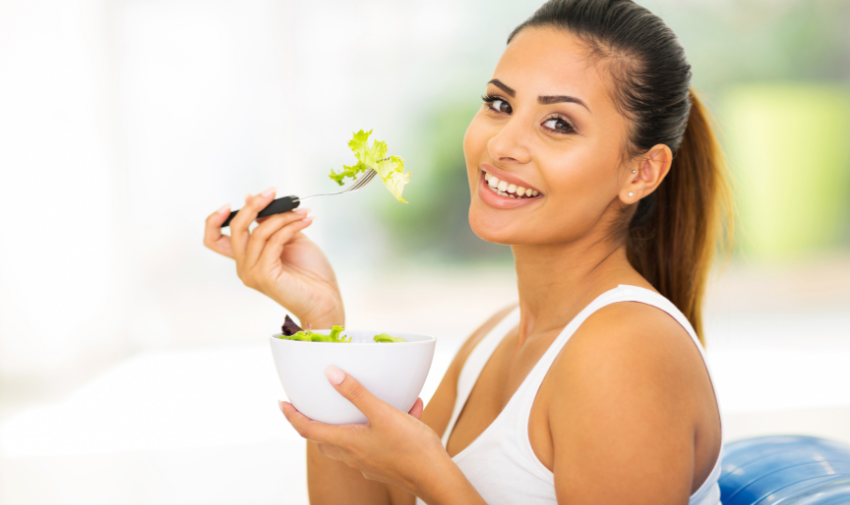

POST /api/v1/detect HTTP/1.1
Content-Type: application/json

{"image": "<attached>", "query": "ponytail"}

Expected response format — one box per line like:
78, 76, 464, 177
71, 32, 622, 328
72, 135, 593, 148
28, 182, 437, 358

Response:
626, 91, 734, 345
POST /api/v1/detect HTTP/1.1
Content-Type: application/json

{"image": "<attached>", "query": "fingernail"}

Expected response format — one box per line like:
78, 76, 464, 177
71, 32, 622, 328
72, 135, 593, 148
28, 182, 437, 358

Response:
293, 207, 310, 215
325, 365, 345, 385
278, 400, 285, 412
261, 186, 276, 198
302, 216, 314, 224
217, 204, 230, 215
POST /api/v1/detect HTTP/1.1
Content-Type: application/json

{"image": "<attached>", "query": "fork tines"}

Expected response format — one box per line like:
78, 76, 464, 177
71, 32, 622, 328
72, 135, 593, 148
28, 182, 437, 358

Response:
352, 169, 378, 190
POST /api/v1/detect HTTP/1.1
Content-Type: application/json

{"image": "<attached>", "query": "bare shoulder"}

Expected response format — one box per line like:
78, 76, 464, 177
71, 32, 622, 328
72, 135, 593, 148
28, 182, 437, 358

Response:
438, 303, 518, 399
420, 304, 517, 438
555, 300, 705, 388
451, 304, 518, 372
545, 300, 713, 443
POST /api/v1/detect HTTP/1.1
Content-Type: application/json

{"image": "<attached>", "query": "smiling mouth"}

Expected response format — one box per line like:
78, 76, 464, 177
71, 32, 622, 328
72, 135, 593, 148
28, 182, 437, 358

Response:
482, 171, 541, 199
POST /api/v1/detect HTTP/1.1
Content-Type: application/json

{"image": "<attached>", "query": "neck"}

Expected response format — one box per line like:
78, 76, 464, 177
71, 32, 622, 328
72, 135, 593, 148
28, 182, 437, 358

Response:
511, 236, 634, 343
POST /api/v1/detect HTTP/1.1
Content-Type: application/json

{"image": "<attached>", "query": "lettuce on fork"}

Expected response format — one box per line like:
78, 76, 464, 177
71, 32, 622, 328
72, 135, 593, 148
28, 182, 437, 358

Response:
329, 130, 410, 203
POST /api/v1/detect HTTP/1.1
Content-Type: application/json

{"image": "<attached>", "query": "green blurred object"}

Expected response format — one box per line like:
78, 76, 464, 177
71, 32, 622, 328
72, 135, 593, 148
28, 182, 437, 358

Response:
723, 83, 850, 261
378, 100, 512, 263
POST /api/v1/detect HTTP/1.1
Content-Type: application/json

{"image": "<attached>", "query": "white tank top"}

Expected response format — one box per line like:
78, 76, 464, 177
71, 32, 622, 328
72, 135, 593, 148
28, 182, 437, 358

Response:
418, 284, 722, 505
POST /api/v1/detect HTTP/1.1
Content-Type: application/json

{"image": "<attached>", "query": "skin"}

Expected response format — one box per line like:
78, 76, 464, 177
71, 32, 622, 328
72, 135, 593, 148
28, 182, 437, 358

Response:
204, 27, 721, 505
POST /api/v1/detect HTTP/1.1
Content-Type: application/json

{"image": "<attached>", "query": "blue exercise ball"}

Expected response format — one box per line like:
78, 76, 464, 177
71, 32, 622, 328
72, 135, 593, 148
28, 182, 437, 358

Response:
777, 478, 850, 505
719, 436, 850, 505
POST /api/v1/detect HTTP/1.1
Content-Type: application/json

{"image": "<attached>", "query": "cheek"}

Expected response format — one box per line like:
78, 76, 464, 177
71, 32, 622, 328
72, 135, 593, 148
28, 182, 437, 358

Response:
536, 147, 621, 236
551, 151, 610, 198
463, 112, 489, 176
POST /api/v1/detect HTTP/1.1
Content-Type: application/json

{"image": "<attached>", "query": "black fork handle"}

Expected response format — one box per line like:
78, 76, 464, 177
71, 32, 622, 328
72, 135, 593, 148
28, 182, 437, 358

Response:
221, 195, 301, 228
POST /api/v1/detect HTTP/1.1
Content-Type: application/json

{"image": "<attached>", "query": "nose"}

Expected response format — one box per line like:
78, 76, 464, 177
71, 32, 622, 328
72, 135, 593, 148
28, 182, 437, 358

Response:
487, 114, 532, 165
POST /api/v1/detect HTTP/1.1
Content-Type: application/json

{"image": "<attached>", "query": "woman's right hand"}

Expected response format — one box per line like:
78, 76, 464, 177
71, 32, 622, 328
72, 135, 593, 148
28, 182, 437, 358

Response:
204, 188, 344, 329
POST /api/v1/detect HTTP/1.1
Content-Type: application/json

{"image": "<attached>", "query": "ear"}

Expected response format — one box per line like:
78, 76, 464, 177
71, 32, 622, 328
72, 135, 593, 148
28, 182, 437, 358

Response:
619, 144, 673, 205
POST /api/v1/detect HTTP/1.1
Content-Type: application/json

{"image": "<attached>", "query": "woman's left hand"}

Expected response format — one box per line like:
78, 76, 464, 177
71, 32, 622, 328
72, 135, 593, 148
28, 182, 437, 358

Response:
279, 365, 449, 498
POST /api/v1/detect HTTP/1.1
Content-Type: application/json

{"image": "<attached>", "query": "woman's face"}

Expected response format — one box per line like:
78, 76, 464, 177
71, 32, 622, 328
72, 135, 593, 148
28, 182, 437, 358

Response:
464, 27, 633, 246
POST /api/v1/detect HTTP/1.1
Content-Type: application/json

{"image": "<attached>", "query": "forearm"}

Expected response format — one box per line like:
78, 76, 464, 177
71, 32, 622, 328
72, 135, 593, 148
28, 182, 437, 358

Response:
306, 437, 484, 505
413, 457, 488, 505
307, 441, 391, 505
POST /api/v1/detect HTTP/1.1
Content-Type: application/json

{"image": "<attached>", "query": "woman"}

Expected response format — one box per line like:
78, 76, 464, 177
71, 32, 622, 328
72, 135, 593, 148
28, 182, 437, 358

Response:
204, 0, 732, 503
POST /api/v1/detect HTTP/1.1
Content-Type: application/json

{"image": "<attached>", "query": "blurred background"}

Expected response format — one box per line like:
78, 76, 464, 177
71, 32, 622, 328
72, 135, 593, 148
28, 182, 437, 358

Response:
1, 0, 849, 503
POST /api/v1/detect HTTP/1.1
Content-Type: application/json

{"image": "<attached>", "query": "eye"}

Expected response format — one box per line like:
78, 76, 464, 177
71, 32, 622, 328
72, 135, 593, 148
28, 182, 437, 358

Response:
491, 99, 511, 114
482, 94, 512, 114
542, 116, 576, 134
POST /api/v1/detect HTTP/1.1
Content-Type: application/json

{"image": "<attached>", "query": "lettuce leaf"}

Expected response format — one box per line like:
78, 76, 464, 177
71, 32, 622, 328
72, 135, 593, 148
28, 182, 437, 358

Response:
277, 326, 404, 343
373, 334, 406, 343
279, 325, 351, 343
327, 326, 351, 342
329, 130, 410, 203
280, 331, 312, 341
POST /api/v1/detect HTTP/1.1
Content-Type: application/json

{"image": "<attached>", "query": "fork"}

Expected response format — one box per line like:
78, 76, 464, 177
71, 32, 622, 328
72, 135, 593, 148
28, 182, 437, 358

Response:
221, 166, 381, 228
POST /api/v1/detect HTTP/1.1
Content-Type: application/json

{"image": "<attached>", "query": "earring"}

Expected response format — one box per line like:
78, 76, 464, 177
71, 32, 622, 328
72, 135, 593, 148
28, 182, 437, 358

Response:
628, 192, 634, 197
631, 170, 636, 174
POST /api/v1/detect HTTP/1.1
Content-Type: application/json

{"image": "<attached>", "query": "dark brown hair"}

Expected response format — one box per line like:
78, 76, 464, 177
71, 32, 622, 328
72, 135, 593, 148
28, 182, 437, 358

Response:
510, 0, 733, 344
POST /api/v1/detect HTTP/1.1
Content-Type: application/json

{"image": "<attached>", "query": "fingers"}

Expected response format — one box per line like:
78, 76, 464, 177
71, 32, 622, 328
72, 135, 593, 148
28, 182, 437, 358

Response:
408, 398, 424, 420
360, 471, 393, 485
324, 365, 389, 422
204, 204, 235, 258
279, 401, 347, 446
246, 194, 272, 223
229, 187, 276, 264
243, 209, 312, 270
316, 443, 346, 461
256, 213, 314, 272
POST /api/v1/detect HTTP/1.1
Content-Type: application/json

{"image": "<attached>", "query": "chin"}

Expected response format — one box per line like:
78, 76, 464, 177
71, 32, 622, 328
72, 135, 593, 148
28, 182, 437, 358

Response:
468, 201, 525, 246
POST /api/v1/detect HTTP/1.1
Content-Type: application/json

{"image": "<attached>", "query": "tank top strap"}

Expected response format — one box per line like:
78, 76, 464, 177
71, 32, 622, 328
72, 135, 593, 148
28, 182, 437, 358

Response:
512, 286, 629, 427
442, 306, 521, 446
517, 284, 706, 406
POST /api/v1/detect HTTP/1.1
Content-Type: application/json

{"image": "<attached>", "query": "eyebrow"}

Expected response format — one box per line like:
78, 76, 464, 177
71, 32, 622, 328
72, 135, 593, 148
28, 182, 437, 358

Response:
488, 79, 516, 97
488, 78, 591, 114
539, 94, 591, 113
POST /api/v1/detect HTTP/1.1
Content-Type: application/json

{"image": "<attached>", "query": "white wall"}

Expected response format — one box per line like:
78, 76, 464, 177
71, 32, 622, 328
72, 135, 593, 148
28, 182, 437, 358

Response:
0, 0, 543, 390
0, 0, 125, 376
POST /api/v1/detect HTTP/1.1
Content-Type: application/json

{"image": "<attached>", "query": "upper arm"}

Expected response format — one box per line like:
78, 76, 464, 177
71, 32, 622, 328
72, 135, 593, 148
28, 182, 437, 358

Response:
548, 303, 702, 505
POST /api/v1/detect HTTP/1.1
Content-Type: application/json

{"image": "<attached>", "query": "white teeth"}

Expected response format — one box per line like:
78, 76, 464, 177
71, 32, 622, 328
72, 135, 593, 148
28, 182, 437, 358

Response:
483, 176, 540, 199
493, 186, 509, 197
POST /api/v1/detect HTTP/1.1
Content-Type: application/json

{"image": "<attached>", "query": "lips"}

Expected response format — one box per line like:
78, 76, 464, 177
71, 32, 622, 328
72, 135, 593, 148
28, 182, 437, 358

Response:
475, 166, 543, 210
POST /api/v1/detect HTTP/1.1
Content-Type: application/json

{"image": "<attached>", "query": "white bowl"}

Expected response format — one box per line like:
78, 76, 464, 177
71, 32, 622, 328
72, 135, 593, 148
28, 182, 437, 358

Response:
269, 330, 436, 425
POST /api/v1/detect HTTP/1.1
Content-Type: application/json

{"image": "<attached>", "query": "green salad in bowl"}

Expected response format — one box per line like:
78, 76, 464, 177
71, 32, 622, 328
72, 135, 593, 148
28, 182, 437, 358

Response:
276, 315, 407, 343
